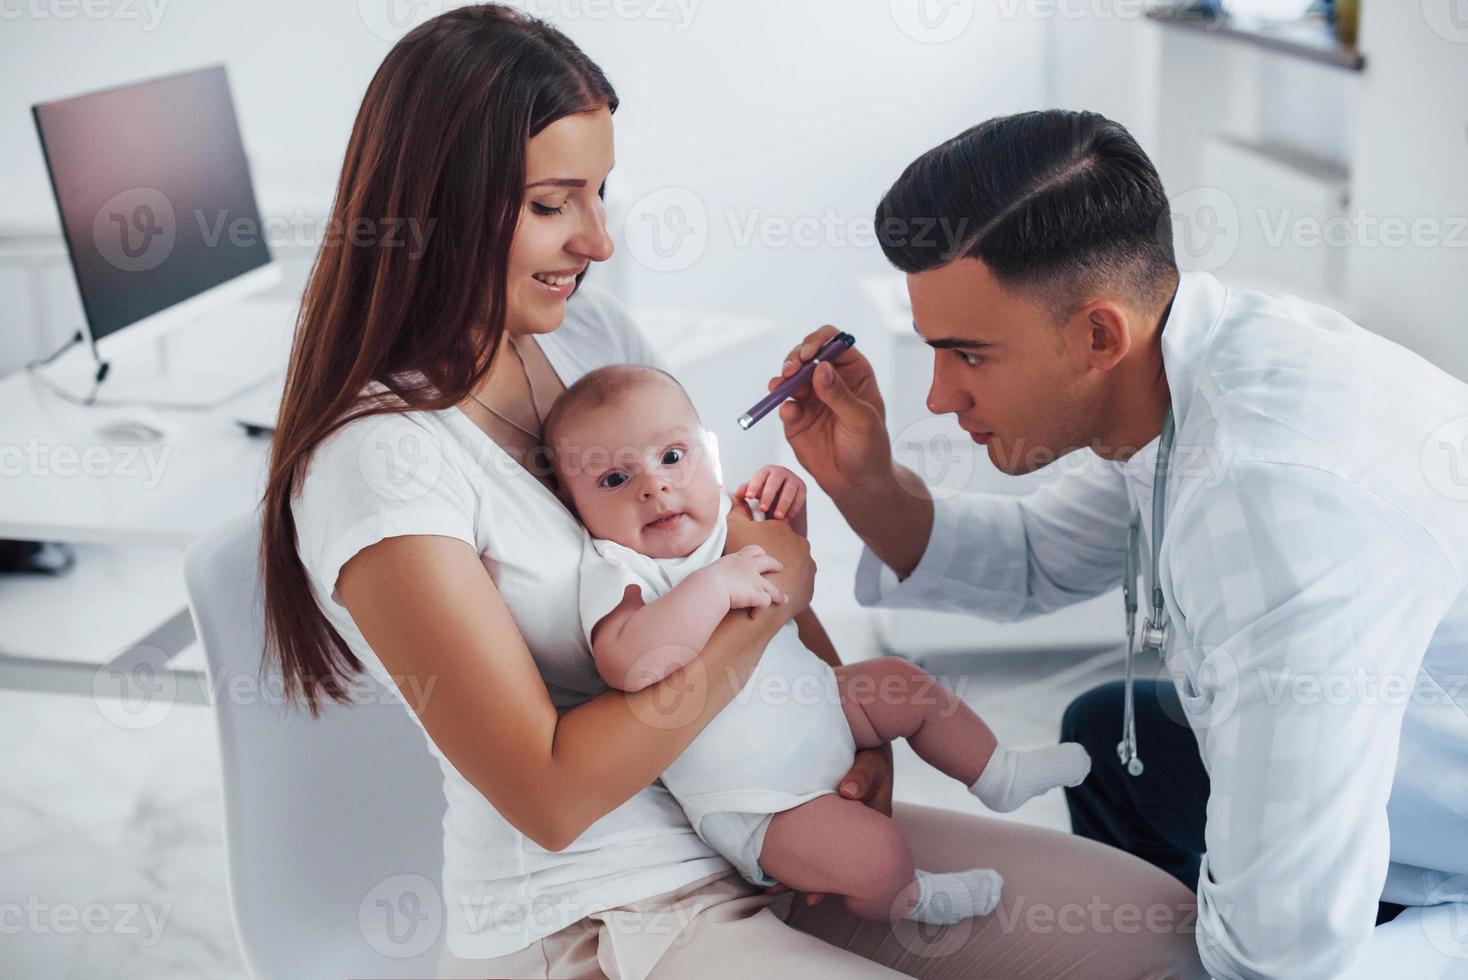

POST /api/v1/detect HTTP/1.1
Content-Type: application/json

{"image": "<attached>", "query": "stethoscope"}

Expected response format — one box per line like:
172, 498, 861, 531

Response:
1117, 408, 1175, 778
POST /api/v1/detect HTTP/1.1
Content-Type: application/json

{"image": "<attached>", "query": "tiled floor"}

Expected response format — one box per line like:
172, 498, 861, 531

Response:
2, 532, 1125, 979
1, 687, 252, 980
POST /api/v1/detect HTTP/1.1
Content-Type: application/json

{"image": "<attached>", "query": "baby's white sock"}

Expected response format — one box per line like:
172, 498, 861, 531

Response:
906, 868, 1003, 924
969, 743, 1091, 813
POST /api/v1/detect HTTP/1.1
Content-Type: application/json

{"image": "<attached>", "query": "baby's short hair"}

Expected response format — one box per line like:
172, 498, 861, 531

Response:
542, 363, 695, 456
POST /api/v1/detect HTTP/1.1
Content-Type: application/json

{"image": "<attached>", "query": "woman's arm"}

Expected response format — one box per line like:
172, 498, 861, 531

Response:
336, 500, 813, 852
794, 609, 841, 669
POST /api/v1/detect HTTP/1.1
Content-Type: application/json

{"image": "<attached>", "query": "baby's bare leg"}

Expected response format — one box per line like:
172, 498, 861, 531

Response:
759, 794, 921, 920
835, 657, 997, 785
836, 657, 1091, 812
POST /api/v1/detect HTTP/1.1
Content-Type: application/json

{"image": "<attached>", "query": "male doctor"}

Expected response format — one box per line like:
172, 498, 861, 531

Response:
772, 110, 1468, 978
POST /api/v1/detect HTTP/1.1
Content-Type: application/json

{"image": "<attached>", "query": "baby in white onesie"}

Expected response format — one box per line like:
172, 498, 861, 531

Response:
541, 364, 1091, 925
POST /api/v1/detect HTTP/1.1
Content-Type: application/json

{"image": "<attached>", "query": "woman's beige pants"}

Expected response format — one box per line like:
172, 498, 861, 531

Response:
437, 802, 1206, 979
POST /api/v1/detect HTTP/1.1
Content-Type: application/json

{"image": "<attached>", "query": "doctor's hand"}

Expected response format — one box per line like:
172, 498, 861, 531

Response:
764, 743, 895, 907
770, 326, 892, 499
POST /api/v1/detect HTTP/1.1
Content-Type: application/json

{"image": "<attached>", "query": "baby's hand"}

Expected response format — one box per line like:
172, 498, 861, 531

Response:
735, 465, 808, 537
709, 545, 788, 618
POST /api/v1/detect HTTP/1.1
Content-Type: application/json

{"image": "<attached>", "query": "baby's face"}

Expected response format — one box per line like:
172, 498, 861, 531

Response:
552, 380, 723, 558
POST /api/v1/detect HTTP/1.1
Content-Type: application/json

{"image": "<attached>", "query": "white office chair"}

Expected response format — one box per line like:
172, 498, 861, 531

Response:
184, 514, 447, 979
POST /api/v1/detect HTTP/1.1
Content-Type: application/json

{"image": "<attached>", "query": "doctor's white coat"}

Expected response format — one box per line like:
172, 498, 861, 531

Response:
856, 271, 1468, 979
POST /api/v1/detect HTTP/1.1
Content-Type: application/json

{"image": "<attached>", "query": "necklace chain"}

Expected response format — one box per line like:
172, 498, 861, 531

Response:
470, 336, 544, 442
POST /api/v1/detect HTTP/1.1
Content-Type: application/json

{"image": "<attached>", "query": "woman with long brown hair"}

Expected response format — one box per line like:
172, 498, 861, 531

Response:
260, 5, 1203, 977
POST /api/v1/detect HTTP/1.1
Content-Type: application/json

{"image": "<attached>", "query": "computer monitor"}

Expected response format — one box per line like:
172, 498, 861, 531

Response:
32, 64, 281, 402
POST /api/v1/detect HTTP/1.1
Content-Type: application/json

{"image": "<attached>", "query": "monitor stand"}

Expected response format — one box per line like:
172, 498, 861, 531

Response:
86, 357, 274, 410
32, 298, 295, 412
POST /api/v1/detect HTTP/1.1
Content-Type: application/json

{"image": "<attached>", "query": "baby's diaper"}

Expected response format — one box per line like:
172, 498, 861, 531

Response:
698, 810, 783, 888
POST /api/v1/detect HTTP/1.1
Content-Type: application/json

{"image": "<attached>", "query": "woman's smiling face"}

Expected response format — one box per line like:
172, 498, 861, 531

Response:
506, 106, 616, 335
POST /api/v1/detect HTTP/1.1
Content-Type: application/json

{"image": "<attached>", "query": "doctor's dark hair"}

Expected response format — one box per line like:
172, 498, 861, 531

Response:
259, 4, 618, 714
875, 110, 1177, 318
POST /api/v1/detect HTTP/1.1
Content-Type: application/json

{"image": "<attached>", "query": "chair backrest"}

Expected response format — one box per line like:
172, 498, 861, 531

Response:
184, 514, 447, 979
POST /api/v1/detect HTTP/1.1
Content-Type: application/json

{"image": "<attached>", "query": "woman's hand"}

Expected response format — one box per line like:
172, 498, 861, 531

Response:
706, 546, 788, 618
725, 494, 815, 616
763, 743, 896, 907
770, 326, 894, 500
838, 742, 896, 818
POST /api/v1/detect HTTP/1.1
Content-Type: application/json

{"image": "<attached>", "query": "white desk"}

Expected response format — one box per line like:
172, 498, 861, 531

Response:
0, 376, 275, 547
0, 298, 295, 700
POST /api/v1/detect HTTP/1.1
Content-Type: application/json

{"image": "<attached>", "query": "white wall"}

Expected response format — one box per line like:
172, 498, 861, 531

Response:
1047, 6, 1467, 381
1345, 2, 1468, 381
0, 0, 1049, 375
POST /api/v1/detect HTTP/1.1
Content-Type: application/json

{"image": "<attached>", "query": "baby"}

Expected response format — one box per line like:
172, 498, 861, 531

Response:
542, 364, 1091, 925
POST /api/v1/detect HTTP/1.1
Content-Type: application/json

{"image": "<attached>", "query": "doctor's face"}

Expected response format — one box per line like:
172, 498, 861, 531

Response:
909, 258, 1101, 476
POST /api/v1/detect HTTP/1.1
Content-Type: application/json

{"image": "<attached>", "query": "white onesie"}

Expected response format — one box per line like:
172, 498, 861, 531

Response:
578, 492, 857, 887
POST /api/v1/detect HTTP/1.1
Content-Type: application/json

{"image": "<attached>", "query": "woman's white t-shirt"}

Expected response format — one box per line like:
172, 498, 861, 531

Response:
291, 283, 731, 959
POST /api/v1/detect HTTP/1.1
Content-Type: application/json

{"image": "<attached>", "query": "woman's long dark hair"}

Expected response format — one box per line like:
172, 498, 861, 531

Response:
260, 5, 618, 713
